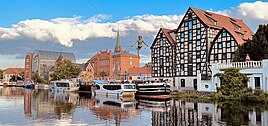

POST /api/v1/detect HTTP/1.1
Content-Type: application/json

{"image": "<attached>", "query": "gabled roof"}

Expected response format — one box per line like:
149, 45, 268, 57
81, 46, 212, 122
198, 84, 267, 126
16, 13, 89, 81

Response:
190, 7, 253, 45
161, 28, 176, 45
128, 66, 152, 75
4, 68, 24, 74
151, 28, 176, 49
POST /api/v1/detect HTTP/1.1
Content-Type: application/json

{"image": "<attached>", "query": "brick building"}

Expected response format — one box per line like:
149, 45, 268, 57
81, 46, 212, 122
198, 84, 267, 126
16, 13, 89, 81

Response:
24, 53, 33, 81
88, 30, 140, 80
3, 68, 25, 81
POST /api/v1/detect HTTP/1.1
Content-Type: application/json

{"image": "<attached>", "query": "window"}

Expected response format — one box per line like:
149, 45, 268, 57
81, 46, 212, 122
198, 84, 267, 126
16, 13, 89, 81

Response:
227, 42, 231, 48
193, 19, 197, 25
180, 43, 184, 49
188, 65, 193, 75
185, 21, 188, 27
188, 53, 193, 63
189, 43, 192, 51
214, 55, 218, 61
218, 42, 223, 49
197, 40, 201, 46
197, 29, 201, 35
103, 85, 121, 90
181, 64, 184, 71
181, 79, 185, 87
197, 52, 201, 58
160, 40, 163, 46
255, 77, 260, 89
222, 32, 227, 37
189, 32, 193, 40
181, 32, 184, 38
222, 53, 227, 60
197, 63, 201, 70
189, 21, 193, 29
180, 53, 184, 59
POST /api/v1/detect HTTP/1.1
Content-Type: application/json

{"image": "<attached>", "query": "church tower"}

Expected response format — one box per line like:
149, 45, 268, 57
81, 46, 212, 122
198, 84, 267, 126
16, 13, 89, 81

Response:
114, 29, 122, 53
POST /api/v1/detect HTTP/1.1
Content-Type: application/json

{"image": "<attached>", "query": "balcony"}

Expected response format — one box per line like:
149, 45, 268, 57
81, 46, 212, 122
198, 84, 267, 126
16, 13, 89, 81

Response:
217, 61, 262, 69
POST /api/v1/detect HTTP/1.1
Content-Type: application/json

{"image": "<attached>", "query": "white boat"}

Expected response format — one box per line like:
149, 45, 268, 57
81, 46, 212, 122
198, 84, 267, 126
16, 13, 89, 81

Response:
91, 80, 136, 97
93, 95, 136, 109
49, 80, 80, 92
135, 80, 171, 96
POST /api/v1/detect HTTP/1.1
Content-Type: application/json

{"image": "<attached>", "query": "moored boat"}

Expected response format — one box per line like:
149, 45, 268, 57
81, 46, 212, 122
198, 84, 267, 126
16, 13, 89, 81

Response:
91, 80, 136, 97
135, 80, 171, 99
49, 80, 80, 92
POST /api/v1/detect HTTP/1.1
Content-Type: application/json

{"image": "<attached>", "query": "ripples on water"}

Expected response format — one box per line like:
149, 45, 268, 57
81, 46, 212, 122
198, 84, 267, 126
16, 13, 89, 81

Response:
0, 87, 267, 126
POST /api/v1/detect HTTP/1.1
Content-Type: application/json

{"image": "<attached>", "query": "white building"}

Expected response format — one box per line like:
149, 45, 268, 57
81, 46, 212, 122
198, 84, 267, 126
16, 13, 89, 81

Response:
207, 59, 268, 92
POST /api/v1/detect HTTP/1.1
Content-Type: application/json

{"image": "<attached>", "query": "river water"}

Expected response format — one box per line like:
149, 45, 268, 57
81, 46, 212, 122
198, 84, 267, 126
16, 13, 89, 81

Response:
0, 87, 267, 126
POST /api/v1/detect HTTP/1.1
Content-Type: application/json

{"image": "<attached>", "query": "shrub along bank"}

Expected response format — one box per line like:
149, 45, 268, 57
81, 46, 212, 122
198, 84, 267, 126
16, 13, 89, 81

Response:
173, 68, 268, 103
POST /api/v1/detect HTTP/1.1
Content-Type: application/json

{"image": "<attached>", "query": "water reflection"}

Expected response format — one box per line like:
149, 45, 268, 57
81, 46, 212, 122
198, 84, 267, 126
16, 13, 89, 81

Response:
1, 87, 268, 126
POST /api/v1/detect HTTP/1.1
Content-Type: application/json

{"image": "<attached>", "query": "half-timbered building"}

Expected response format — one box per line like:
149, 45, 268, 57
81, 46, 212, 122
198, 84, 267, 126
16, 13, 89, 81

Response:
151, 28, 176, 81
151, 7, 253, 90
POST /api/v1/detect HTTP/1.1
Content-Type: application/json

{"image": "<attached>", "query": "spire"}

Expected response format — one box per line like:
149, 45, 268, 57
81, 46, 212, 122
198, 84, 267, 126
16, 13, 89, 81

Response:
114, 26, 122, 53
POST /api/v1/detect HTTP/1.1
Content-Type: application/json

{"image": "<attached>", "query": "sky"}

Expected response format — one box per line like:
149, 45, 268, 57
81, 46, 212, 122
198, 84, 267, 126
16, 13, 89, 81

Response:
0, 0, 268, 69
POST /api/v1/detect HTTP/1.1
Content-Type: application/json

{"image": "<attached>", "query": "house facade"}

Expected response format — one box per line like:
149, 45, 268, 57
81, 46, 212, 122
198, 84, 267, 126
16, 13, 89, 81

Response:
127, 66, 152, 82
3, 68, 24, 81
88, 30, 140, 80
151, 7, 253, 90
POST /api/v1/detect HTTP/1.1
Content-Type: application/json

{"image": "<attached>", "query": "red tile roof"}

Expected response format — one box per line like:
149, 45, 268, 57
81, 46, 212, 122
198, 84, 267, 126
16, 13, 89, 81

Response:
190, 7, 253, 45
161, 28, 176, 45
128, 66, 152, 75
4, 68, 24, 74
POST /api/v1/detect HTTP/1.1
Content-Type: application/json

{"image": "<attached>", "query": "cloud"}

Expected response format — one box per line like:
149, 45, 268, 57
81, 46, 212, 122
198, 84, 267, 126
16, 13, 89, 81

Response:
0, 14, 183, 47
208, 1, 268, 32
140, 55, 151, 66
237, 1, 268, 21
0, 54, 24, 69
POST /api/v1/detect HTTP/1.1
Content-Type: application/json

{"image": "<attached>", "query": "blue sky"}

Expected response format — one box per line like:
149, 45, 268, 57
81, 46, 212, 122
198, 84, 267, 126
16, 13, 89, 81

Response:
0, 0, 268, 69
0, 0, 258, 27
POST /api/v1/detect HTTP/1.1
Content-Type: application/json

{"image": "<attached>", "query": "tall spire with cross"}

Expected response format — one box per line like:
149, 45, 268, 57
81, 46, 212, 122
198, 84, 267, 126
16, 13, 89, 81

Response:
114, 26, 122, 53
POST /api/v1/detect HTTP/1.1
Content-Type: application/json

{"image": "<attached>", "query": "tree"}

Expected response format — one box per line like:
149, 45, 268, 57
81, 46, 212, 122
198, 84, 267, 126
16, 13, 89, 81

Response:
214, 68, 248, 96
247, 25, 268, 60
32, 72, 43, 83
0, 69, 3, 79
50, 59, 81, 81
233, 44, 247, 62
234, 24, 268, 61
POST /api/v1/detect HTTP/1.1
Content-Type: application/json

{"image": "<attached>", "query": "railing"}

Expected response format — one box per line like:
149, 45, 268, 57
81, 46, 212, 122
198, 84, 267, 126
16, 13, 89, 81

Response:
217, 61, 262, 69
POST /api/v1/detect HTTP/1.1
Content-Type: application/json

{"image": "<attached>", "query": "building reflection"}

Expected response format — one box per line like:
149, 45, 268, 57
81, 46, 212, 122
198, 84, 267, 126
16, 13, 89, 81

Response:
136, 99, 220, 126
23, 90, 140, 125
0, 86, 24, 97
78, 94, 140, 125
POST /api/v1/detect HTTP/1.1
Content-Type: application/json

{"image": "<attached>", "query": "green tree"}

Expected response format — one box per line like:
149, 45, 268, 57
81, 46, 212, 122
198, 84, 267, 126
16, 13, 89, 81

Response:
0, 69, 3, 79
50, 59, 81, 81
233, 44, 247, 62
234, 24, 268, 61
32, 72, 43, 83
214, 68, 248, 96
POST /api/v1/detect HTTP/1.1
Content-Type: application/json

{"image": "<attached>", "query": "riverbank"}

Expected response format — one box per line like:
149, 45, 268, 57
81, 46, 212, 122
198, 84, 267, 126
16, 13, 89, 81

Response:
171, 88, 268, 103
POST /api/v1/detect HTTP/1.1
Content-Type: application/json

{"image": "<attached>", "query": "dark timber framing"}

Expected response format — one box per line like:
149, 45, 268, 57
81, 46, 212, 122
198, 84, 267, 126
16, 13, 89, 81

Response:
151, 28, 175, 77
150, 7, 252, 86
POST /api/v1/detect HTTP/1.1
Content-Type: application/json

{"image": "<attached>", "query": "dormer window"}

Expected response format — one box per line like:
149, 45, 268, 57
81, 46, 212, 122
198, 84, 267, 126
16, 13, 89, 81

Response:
230, 18, 236, 22
206, 16, 217, 25
205, 12, 212, 16
232, 22, 241, 30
